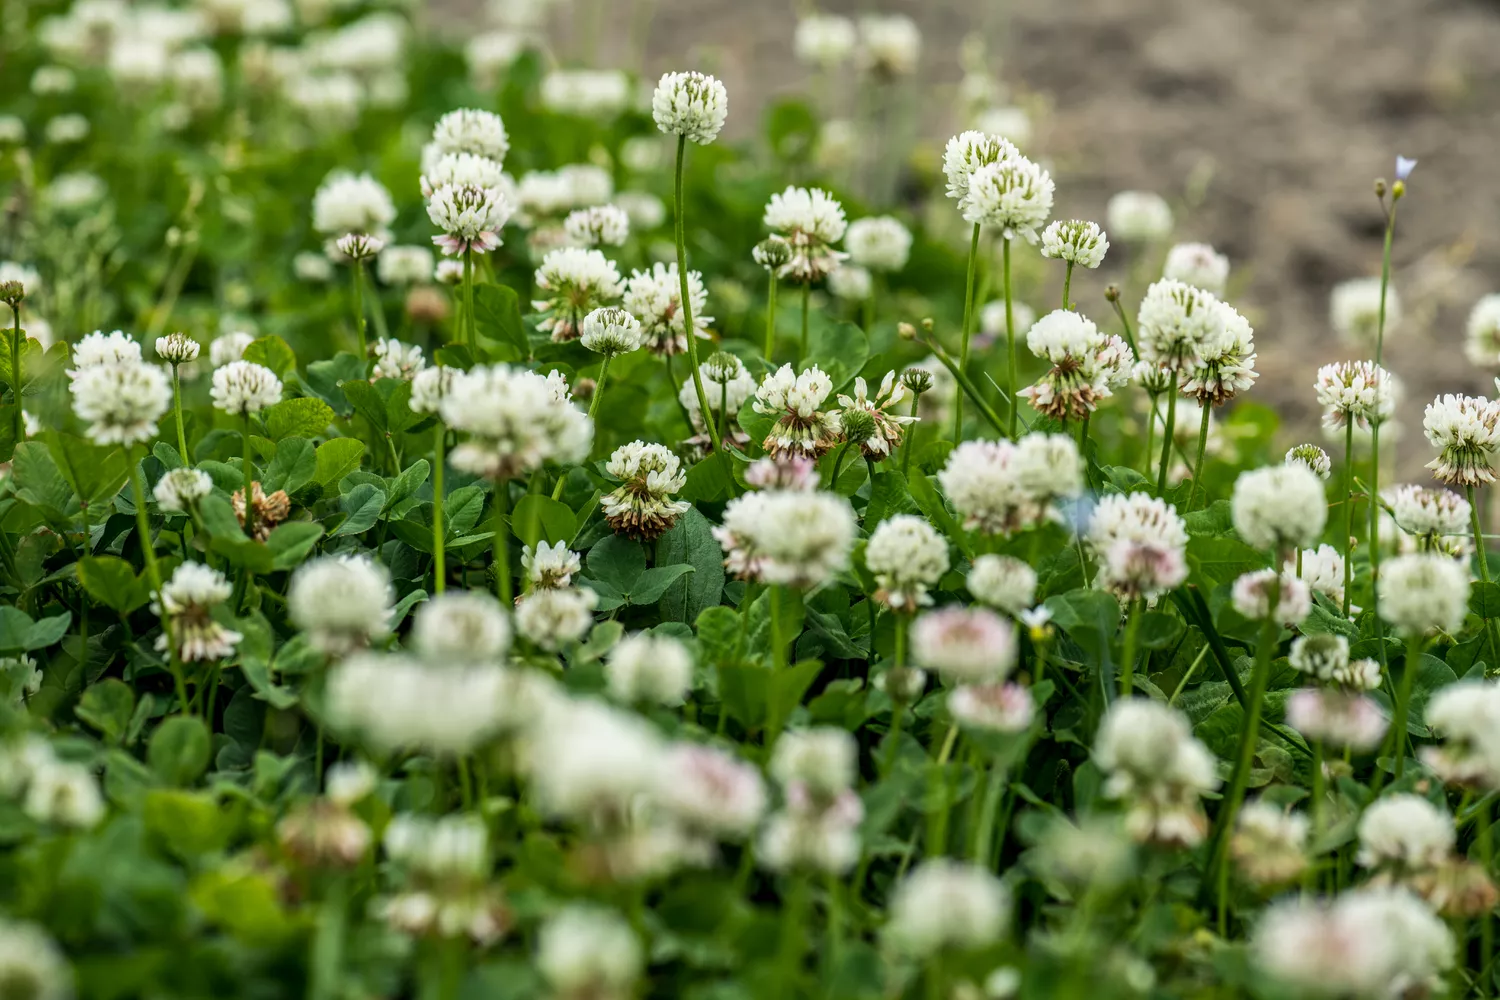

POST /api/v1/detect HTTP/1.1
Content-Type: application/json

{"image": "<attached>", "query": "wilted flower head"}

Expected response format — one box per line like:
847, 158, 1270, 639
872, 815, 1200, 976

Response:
1285, 443, 1332, 480
1423, 393, 1500, 486
431, 107, 509, 163
1378, 553, 1471, 636
884, 860, 1010, 957
652, 71, 728, 144
1232, 464, 1328, 552
1331, 276, 1401, 347
289, 554, 394, 655
845, 216, 913, 272
1316, 361, 1399, 431
865, 515, 950, 611
152, 562, 242, 662
960, 156, 1054, 241
1040, 219, 1109, 269
601, 441, 690, 540
762, 186, 849, 282
441, 365, 592, 480
210, 360, 282, 415
912, 606, 1016, 684
1161, 242, 1230, 295
622, 262, 711, 355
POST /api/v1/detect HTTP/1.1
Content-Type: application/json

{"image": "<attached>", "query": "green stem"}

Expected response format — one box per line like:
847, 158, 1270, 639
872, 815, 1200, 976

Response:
926, 724, 960, 858
242, 412, 256, 540
1062, 260, 1075, 310
1003, 236, 1018, 439
1343, 419, 1356, 617
922, 338, 1007, 435
1120, 599, 1143, 697
462, 249, 476, 355
1108, 292, 1138, 355
775, 877, 807, 994
799, 281, 810, 363
492, 480, 511, 605
1311, 739, 1325, 846
1187, 399, 1211, 510
1468, 485, 1500, 666
171, 364, 188, 461
432, 430, 446, 594
131, 449, 188, 712
1375, 202, 1397, 368
1142, 392, 1158, 478
1483, 800, 1494, 999
674, 135, 720, 454
900, 394, 920, 476
588, 354, 612, 421
954, 222, 981, 444
764, 272, 778, 361
9, 305, 20, 443
352, 259, 368, 362
828, 440, 853, 491
1155, 372, 1179, 494
972, 763, 1008, 865
1389, 633, 1424, 780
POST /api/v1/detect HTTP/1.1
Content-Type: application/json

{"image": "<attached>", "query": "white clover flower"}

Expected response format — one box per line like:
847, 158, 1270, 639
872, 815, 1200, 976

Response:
419, 152, 506, 200
335, 232, 384, 261
865, 515, 950, 612
563, 205, 630, 248
938, 436, 1082, 537
410, 591, 511, 664
24, 756, 105, 829
289, 554, 394, 655
464, 29, 525, 89
312, 170, 395, 238
151, 562, 241, 662
712, 490, 855, 588
652, 71, 728, 144
440, 365, 592, 480
844, 216, 912, 272
70, 359, 171, 447
539, 69, 632, 118
403, 367, 452, 417
601, 441, 690, 540
753, 364, 842, 459
153, 467, 213, 512
1315, 360, 1399, 431
911, 606, 1016, 684
794, 13, 856, 68
384, 813, 488, 878
532, 247, 624, 342
606, 633, 693, 706
1421, 680, 1500, 788
209, 331, 255, 368
1231, 800, 1311, 887
1285, 688, 1387, 752
0, 262, 39, 298
1106, 191, 1173, 243
210, 360, 282, 415
537, 906, 642, 998
654, 744, 767, 840
1179, 300, 1257, 405
771, 726, 856, 798
523, 695, 664, 820
376, 245, 435, 286
1285, 444, 1332, 480
1465, 294, 1500, 366
836, 370, 914, 459
1040, 219, 1109, 268
327, 655, 514, 756
758, 794, 863, 874
1086, 492, 1189, 603
427, 183, 514, 257
763, 186, 849, 282
1357, 794, 1454, 872
622, 261, 711, 356
858, 13, 920, 76
1423, 393, 1500, 487
948, 682, 1035, 734
0, 920, 71, 1000
1019, 309, 1134, 420
325, 759, 378, 806
974, 105, 1031, 147
1231, 464, 1327, 551
557, 163, 614, 209
0, 117, 23, 144
154, 332, 200, 364
884, 860, 1009, 957
1230, 569, 1311, 625
1386, 484, 1471, 554
960, 156, 1054, 241
966, 555, 1037, 615
68, 330, 142, 377
1253, 888, 1452, 999
523, 541, 582, 590
579, 306, 644, 357
1378, 553, 1471, 637
614, 191, 666, 231
827, 265, 872, 302
1135, 278, 1228, 372
515, 587, 597, 651
1288, 634, 1350, 682
1161, 242, 1230, 295
370, 339, 424, 381
1331, 276, 1400, 347
943, 130, 1020, 204
431, 108, 509, 163
1094, 699, 1219, 847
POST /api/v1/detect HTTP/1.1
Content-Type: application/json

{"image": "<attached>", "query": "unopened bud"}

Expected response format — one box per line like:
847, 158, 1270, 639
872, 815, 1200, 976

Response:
839, 408, 876, 443
1104, 284, 1120, 303
920, 317, 934, 334
897, 321, 917, 341
573, 377, 597, 401
1392, 179, 1406, 200
752, 235, 792, 271
1374, 178, 1387, 198
0, 281, 22, 307
705, 350, 740, 382
900, 367, 933, 395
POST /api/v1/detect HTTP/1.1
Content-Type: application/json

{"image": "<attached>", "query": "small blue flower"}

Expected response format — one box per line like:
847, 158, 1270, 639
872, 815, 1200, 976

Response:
1395, 156, 1418, 181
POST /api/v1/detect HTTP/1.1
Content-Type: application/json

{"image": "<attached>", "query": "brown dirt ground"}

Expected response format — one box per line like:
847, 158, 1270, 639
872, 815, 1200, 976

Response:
448, 0, 1500, 476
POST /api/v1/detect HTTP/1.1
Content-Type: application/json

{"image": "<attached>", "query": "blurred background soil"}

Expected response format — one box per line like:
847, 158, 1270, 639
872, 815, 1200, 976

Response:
443, 0, 1500, 475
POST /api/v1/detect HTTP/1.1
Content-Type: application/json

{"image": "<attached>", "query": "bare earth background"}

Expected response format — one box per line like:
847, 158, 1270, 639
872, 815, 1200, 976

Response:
442, 0, 1500, 473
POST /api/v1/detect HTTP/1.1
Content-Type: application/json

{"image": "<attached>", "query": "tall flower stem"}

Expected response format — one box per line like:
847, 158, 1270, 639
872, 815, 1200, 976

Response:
1342, 420, 1356, 616
954, 222, 982, 444
972, 763, 1009, 865
799, 282, 811, 362
673, 135, 720, 454
883, 615, 908, 778
432, 430, 446, 594
242, 413, 256, 540
1003, 236, 1019, 439
1468, 485, 1500, 663
828, 440, 854, 491
1119, 599, 1143, 696
131, 448, 188, 712
899, 395, 920, 476
1187, 401, 1212, 510
1155, 375, 1180, 494
1369, 185, 1399, 708
462, 249, 476, 355
171, 363, 188, 460
351, 259, 368, 362
1482, 799, 1494, 999
1391, 633, 1424, 779
1062, 260, 1075, 311
588, 355, 613, 421
8, 305, 20, 443
763, 272, 779, 361
492, 480, 511, 604
1208, 575, 1279, 903
1142, 393, 1158, 479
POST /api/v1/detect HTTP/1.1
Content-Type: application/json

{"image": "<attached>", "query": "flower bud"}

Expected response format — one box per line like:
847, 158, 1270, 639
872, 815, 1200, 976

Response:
1374, 178, 1387, 197
752, 235, 793, 271
900, 367, 933, 396
897, 321, 917, 341
0, 281, 23, 307
839, 408, 876, 444
1104, 283, 1120, 303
